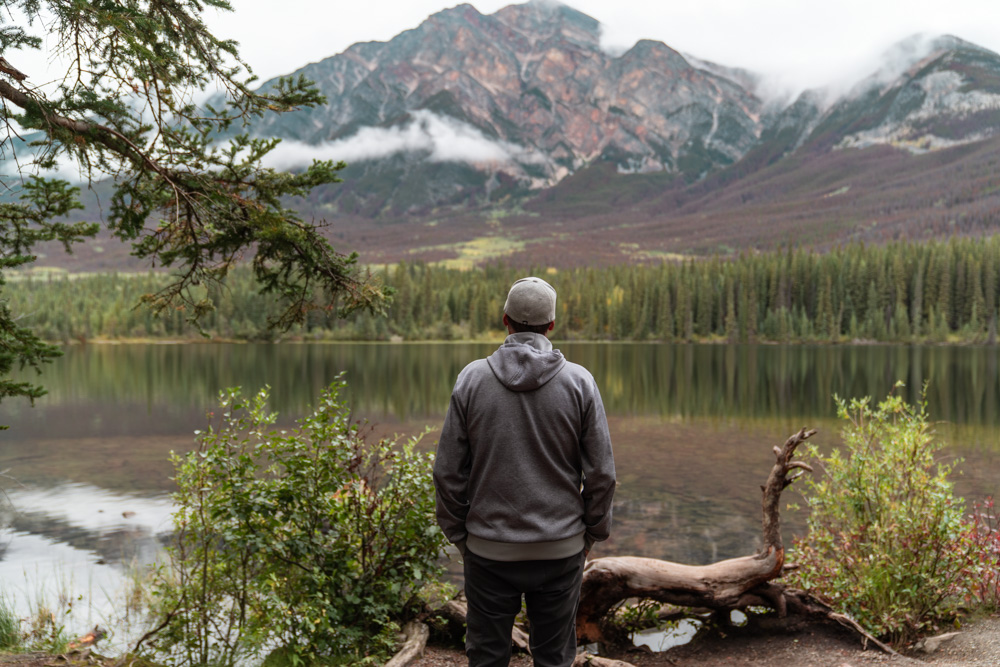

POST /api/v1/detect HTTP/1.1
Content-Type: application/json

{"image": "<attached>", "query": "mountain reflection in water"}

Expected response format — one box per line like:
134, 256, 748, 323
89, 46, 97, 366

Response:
0, 343, 998, 638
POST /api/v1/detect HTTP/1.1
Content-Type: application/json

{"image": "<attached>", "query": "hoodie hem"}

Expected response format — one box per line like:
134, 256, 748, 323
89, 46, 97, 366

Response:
466, 532, 586, 562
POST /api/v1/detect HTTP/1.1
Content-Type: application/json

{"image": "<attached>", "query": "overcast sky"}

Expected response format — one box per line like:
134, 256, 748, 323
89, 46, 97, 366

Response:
7, 0, 1000, 178
205, 0, 1000, 94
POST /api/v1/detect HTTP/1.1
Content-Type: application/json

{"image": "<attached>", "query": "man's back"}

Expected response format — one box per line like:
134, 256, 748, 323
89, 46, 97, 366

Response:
432, 277, 615, 667
435, 332, 615, 552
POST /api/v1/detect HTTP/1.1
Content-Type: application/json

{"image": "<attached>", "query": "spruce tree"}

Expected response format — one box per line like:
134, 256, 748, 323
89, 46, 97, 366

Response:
724, 279, 737, 342
0, 0, 388, 410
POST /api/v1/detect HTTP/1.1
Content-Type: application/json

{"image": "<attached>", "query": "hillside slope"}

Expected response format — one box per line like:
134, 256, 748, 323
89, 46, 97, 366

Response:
20, 4, 1000, 271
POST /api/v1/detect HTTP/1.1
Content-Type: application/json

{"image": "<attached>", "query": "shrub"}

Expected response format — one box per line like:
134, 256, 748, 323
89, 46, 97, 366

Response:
145, 380, 448, 666
789, 384, 978, 645
965, 497, 1000, 611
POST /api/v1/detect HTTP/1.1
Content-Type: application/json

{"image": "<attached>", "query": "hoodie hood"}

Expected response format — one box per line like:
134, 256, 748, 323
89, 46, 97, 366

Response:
487, 333, 566, 392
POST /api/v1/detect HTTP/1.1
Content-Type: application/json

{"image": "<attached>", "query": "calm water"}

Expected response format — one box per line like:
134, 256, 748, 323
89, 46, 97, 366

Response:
1, 342, 999, 641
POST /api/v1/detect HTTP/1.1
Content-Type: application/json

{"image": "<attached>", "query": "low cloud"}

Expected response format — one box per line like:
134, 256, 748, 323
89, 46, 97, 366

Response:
0, 145, 91, 185
745, 33, 962, 112
2, 111, 548, 186
868, 34, 956, 88
261, 111, 547, 170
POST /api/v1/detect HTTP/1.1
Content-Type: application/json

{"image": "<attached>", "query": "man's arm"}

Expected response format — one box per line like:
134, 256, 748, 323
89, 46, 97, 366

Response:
580, 377, 616, 551
433, 389, 472, 551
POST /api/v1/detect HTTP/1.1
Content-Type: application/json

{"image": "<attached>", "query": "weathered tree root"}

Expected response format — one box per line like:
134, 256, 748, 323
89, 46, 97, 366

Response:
384, 621, 430, 667
572, 654, 637, 667
422, 428, 897, 661
576, 428, 818, 646
573, 427, 898, 656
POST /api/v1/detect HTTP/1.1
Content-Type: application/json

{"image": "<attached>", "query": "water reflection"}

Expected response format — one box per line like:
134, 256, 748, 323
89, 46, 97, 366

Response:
0, 484, 172, 651
2, 484, 173, 563
5, 342, 997, 426
0, 342, 998, 636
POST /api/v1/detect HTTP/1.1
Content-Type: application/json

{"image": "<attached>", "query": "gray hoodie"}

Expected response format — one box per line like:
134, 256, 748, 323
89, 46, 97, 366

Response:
433, 332, 616, 561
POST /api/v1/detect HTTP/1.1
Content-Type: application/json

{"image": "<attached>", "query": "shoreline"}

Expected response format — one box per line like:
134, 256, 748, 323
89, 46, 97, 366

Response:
53, 336, 1000, 347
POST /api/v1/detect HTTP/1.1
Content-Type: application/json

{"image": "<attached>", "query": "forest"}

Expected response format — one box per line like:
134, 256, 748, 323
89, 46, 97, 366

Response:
11, 235, 1000, 345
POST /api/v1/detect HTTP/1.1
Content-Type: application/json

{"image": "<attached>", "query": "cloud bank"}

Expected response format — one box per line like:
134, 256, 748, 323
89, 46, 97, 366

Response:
261, 110, 546, 170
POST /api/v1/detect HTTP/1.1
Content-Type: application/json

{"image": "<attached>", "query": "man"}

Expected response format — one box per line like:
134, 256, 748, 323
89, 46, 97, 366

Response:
434, 276, 616, 667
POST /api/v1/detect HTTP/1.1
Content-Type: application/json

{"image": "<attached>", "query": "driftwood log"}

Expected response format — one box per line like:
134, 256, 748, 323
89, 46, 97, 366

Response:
575, 427, 895, 655
392, 428, 895, 666
576, 427, 817, 645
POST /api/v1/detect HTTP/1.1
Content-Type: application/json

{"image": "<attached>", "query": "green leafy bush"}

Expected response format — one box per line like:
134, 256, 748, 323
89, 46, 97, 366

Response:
146, 380, 448, 666
789, 385, 978, 645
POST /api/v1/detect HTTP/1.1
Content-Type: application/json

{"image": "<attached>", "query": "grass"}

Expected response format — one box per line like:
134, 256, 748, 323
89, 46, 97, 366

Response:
0, 552, 164, 659
7, 268, 159, 282
0, 595, 71, 654
484, 206, 539, 221
0, 596, 22, 651
408, 235, 527, 270
626, 248, 691, 262
26, 606, 70, 654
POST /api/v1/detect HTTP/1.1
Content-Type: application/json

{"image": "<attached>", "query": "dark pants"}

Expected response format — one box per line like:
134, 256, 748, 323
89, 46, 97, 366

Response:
463, 550, 585, 667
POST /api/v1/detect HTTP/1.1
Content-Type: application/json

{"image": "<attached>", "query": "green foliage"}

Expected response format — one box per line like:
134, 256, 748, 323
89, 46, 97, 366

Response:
789, 384, 978, 645
614, 599, 663, 635
0, 596, 22, 650
0, 178, 97, 411
0, 593, 83, 654
0, 0, 389, 421
965, 497, 1000, 612
11, 234, 1000, 344
145, 380, 447, 666
25, 607, 70, 655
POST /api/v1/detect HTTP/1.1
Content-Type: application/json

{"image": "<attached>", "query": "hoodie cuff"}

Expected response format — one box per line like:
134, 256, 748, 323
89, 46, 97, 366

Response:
454, 539, 467, 555
584, 534, 596, 553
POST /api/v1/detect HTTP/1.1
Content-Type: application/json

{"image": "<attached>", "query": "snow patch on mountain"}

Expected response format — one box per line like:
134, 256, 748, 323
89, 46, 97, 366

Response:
837, 70, 1000, 153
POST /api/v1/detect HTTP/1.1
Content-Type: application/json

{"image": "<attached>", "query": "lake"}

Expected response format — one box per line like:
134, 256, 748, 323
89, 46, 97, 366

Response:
1, 342, 999, 644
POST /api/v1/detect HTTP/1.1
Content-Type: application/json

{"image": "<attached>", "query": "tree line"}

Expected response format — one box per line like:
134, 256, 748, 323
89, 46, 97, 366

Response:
10, 235, 1000, 344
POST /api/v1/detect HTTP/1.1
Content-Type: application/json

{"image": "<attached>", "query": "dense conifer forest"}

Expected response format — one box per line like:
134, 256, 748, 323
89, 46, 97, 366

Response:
10, 236, 1000, 344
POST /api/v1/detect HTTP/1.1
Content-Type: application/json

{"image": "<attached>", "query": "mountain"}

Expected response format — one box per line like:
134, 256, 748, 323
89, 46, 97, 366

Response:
794, 35, 1000, 154
251, 1, 770, 216
24, 2, 1000, 272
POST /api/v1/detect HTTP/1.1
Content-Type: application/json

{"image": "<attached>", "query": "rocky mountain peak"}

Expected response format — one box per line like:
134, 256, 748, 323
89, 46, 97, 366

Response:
493, 0, 601, 48
618, 39, 690, 72
808, 34, 1000, 153
244, 5, 1000, 219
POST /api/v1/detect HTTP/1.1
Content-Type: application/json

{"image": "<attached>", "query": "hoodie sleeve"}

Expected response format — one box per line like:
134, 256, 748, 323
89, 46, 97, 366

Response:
433, 381, 472, 545
580, 376, 616, 543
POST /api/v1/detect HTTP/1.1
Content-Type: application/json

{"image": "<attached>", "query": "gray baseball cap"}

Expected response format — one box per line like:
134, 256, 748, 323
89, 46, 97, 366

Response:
504, 277, 557, 326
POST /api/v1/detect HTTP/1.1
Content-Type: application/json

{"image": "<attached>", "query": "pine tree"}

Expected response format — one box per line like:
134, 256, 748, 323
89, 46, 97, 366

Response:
938, 254, 954, 333
724, 280, 737, 342
0, 0, 388, 410
657, 282, 674, 341
695, 272, 713, 338
969, 259, 986, 334
675, 277, 692, 341
911, 257, 925, 338
817, 273, 835, 339
954, 256, 970, 328
984, 245, 998, 323
864, 281, 882, 340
